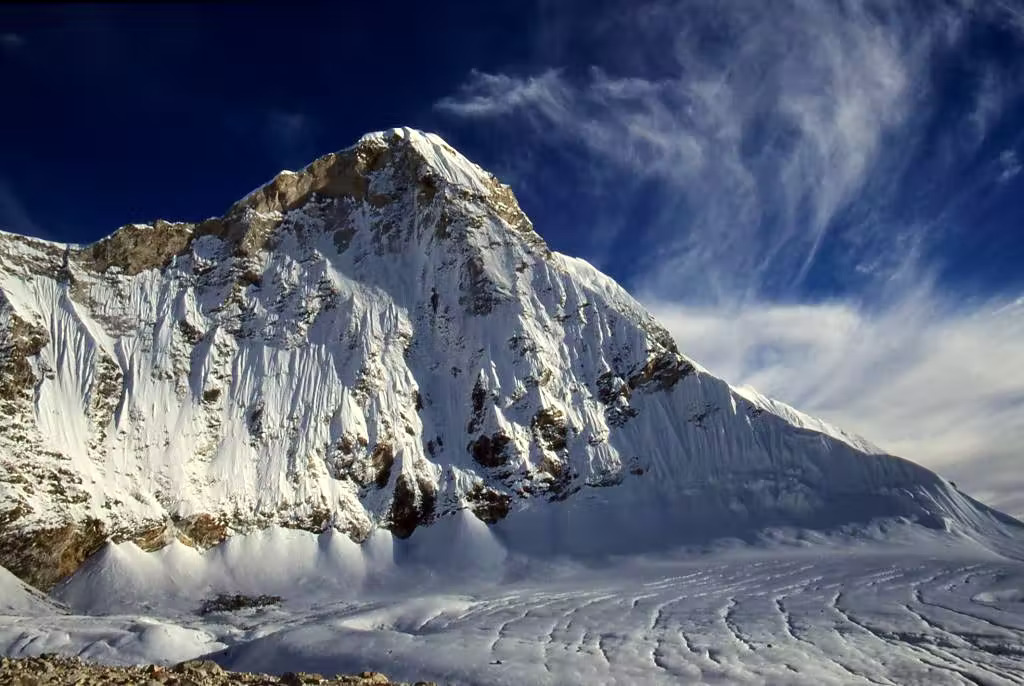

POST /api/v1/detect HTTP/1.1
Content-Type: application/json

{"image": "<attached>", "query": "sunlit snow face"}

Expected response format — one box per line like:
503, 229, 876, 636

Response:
435, 0, 1024, 515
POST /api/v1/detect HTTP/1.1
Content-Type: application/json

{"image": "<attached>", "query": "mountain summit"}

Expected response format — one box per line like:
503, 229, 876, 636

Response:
0, 128, 1018, 589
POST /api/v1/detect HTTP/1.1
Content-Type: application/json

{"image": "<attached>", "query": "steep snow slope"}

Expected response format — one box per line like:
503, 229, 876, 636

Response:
0, 564, 59, 616
0, 127, 1019, 589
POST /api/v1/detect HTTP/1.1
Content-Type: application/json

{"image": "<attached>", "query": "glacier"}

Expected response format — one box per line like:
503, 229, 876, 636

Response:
3, 519, 1024, 684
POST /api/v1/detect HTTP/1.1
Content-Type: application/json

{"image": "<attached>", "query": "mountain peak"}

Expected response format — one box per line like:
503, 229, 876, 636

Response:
233, 126, 498, 217
0, 128, 538, 281
0, 129, 1019, 591
359, 127, 498, 194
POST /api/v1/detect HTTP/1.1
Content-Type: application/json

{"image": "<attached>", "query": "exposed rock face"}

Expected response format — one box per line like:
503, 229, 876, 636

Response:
0, 519, 106, 591
465, 484, 512, 524
175, 513, 230, 548
78, 220, 196, 276
532, 408, 568, 452
0, 655, 429, 685
468, 433, 513, 468
199, 593, 282, 615
0, 127, 1017, 590
0, 305, 49, 407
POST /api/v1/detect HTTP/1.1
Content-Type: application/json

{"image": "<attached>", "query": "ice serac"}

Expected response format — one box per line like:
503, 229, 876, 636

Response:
0, 127, 1019, 588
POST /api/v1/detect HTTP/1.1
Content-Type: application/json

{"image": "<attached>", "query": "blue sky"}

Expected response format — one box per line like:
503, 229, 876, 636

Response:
2, 1, 1023, 513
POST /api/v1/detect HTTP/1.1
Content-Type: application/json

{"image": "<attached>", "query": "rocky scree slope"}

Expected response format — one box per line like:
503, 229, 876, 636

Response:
0, 128, 1018, 590
0, 655, 422, 686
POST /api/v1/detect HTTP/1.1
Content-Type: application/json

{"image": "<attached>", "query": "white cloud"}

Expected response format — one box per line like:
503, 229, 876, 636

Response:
435, 70, 572, 120
645, 292, 1024, 517
437, 1, 1024, 302
970, 68, 1008, 144
999, 149, 1022, 183
437, 2, 987, 299
993, 0, 1024, 35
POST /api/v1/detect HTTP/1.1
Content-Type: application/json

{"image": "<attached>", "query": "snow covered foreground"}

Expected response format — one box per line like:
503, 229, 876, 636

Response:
3, 517, 1024, 685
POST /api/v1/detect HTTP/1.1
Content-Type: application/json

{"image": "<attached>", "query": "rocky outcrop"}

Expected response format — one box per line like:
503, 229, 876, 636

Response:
0, 519, 107, 591
77, 220, 196, 275
174, 514, 231, 548
468, 433, 513, 468
465, 484, 511, 524
0, 655, 433, 685
0, 513, 233, 591
387, 473, 436, 539
0, 305, 48, 411
627, 350, 695, 392
198, 593, 282, 615
532, 408, 569, 452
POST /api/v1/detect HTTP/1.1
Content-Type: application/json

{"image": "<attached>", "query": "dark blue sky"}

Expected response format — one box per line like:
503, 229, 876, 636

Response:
0, 3, 532, 240
2, 1, 1023, 303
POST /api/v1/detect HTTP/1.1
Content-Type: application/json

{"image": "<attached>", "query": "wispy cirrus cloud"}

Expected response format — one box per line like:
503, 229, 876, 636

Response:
999, 149, 1022, 183
437, 0, 1023, 301
437, 0, 1024, 514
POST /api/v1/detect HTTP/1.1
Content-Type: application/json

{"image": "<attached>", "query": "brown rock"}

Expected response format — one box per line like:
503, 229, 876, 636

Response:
175, 513, 229, 548
468, 433, 513, 468
173, 658, 224, 675
77, 220, 195, 276
466, 484, 512, 524
371, 443, 395, 490
356, 673, 390, 684
531, 408, 568, 452
627, 351, 694, 392
0, 518, 108, 590
387, 473, 436, 539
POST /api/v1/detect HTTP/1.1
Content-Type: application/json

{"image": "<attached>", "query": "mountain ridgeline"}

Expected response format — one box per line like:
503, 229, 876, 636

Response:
0, 128, 1019, 590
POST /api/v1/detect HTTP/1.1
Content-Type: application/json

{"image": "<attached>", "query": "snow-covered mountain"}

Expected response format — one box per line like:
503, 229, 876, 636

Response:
0, 127, 1019, 590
